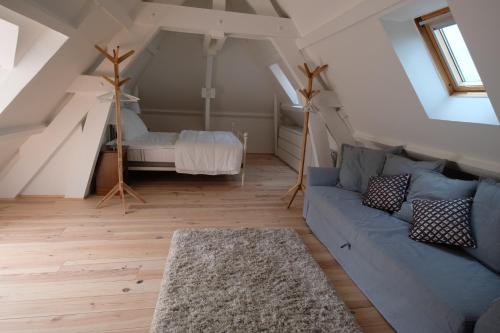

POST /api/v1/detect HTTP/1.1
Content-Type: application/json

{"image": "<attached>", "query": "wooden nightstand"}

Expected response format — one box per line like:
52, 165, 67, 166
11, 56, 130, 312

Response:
94, 148, 128, 196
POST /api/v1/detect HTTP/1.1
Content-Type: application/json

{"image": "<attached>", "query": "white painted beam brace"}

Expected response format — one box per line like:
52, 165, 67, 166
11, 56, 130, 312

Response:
212, 0, 226, 11
0, 95, 98, 198
94, 0, 133, 30
203, 32, 226, 56
203, 55, 215, 131
246, 0, 280, 17
134, 2, 298, 39
65, 100, 112, 198
94, 25, 160, 76
270, 38, 356, 167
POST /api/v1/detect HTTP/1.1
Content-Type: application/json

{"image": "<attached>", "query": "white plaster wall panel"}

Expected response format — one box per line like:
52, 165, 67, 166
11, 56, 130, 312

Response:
140, 110, 274, 153
22, 126, 82, 196
211, 116, 274, 154
212, 38, 275, 114
141, 112, 204, 132
138, 33, 277, 153
139, 33, 276, 116
138, 31, 205, 111
0, 126, 44, 172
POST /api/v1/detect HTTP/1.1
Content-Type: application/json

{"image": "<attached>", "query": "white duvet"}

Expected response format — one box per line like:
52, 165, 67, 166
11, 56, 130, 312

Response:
174, 130, 243, 175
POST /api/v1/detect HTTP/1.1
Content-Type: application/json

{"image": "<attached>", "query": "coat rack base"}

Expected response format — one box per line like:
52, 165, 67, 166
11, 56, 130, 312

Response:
96, 181, 146, 214
284, 182, 306, 209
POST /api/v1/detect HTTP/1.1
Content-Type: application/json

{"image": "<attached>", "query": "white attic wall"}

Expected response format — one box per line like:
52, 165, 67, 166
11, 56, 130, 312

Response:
279, 0, 500, 177
139, 31, 205, 111
138, 32, 279, 153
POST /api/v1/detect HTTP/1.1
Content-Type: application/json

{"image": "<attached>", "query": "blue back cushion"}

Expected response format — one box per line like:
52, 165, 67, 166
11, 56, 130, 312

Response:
382, 154, 445, 176
337, 144, 403, 193
393, 169, 478, 222
465, 180, 500, 273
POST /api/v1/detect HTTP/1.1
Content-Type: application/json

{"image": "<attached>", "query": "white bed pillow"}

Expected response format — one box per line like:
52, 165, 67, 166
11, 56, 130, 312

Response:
121, 107, 148, 141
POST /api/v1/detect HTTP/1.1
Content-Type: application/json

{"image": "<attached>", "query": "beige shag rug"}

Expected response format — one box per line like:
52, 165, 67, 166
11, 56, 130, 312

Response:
150, 228, 362, 333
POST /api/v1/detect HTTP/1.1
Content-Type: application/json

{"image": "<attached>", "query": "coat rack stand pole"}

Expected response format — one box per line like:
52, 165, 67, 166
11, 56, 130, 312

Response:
285, 63, 328, 209
94, 45, 146, 214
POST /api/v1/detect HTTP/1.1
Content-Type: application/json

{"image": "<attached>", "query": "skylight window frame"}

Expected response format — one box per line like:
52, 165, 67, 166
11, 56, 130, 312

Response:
415, 7, 486, 95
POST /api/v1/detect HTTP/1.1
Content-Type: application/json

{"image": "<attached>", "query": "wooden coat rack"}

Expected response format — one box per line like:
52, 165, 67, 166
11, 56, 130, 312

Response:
95, 45, 146, 214
285, 63, 328, 209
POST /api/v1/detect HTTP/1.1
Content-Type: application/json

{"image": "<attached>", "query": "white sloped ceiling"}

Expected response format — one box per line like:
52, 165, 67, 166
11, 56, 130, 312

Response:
277, 0, 500, 176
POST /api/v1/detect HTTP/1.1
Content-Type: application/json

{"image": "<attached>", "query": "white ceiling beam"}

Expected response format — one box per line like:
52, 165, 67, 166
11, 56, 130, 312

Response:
94, 0, 133, 30
246, 0, 279, 16
134, 2, 298, 39
93, 24, 159, 76
67, 75, 114, 94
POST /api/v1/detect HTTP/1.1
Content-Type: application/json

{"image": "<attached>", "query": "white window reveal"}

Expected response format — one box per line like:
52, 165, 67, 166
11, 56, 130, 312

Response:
0, 18, 19, 70
269, 63, 300, 105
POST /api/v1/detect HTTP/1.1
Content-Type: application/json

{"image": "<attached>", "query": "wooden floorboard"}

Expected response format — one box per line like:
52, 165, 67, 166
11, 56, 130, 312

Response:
0, 154, 394, 332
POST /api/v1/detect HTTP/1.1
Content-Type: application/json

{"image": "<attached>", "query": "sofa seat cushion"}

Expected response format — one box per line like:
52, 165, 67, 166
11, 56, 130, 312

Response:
307, 186, 500, 326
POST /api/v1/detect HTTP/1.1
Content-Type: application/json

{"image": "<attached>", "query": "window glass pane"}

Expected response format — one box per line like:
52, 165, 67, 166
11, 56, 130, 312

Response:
440, 24, 482, 85
269, 63, 300, 105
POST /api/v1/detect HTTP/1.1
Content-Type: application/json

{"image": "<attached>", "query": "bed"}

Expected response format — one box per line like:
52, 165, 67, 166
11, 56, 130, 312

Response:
109, 108, 248, 185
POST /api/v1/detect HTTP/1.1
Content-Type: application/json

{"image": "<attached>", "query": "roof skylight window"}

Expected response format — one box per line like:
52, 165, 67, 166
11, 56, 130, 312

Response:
416, 8, 485, 94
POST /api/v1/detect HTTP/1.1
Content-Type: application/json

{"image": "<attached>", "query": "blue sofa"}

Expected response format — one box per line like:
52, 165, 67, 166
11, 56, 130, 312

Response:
304, 167, 500, 333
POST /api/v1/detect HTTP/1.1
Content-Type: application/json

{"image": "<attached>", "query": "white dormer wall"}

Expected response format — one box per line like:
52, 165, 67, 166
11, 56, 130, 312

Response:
278, 0, 500, 177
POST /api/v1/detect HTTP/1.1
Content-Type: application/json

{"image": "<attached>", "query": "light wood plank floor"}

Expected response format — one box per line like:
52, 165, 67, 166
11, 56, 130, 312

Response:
0, 154, 393, 333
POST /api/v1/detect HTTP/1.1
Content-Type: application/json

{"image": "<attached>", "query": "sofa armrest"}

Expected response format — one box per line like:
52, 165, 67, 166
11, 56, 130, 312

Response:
475, 298, 500, 333
307, 167, 340, 187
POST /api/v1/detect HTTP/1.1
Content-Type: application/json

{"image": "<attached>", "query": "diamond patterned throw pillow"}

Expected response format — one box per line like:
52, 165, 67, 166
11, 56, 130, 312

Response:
410, 199, 476, 248
362, 174, 411, 213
